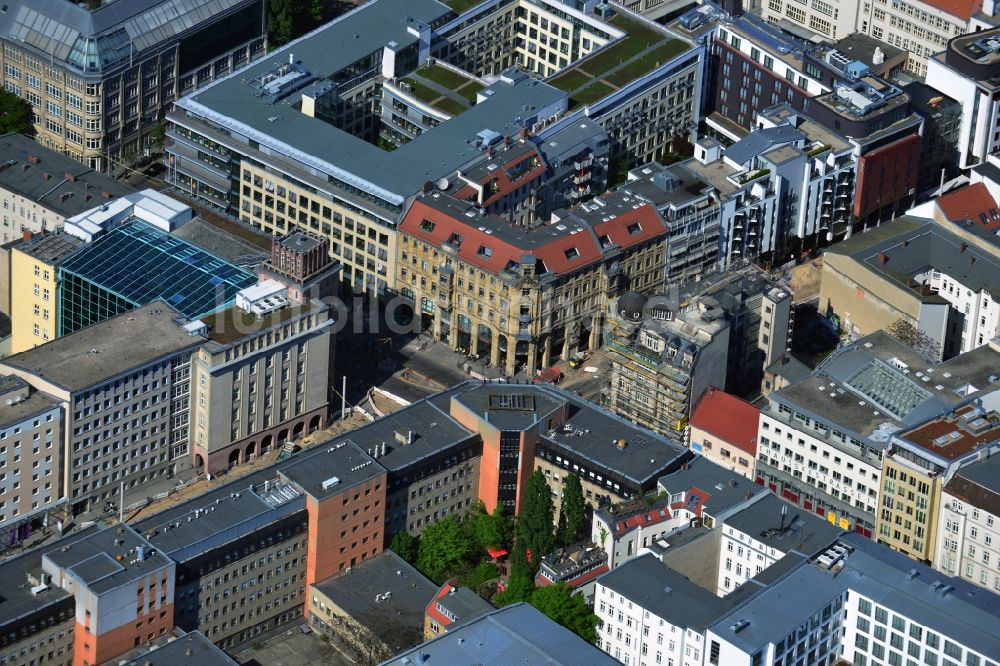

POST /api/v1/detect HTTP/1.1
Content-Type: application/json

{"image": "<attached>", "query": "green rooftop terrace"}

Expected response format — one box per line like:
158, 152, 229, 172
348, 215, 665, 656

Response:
398, 63, 484, 116
549, 13, 691, 109
444, 0, 483, 13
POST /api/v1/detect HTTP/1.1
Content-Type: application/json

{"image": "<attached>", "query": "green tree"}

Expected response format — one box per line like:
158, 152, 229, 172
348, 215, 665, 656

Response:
267, 0, 326, 48
530, 583, 600, 643
388, 530, 419, 564
147, 122, 166, 150
518, 469, 556, 568
464, 501, 514, 553
416, 515, 472, 583
0, 90, 33, 136
494, 540, 535, 606
558, 474, 587, 546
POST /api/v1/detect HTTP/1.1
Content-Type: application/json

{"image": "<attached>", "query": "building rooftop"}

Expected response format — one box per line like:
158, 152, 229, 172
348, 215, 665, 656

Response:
725, 125, 804, 167
380, 602, 620, 666
0, 134, 132, 219
59, 220, 256, 321
119, 631, 237, 666
313, 550, 436, 643
944, 454, 1000, 515
0, 0, 257, 71
895, 403, 1000, 462
7, 232, 84, 265
833, 33, 905, 70
710, 533, 1000, 656
0, 301, 203, 393
279, 440, 384, 500
689, 388, 760, 455
199, 299, 317, 347
180, 0, 567, 206
597, 553, 754, 631
425, 580, 494, 631
724, 493, 843, 555
657, 457, 767, 517
171, 216, 270, 268
936, 183, 1000, 231
43, 523, 169, 595
830, 215, 1000, 301
765, 353, 812, 385
0, 386, 61, 430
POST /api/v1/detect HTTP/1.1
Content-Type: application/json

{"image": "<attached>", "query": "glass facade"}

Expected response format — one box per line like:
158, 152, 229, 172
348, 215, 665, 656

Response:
58, 219, 255, 336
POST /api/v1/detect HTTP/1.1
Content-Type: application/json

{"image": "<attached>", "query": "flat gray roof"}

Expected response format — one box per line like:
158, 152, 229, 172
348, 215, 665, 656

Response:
0, 387, 60, 430
44, 524, 170, 595
279, 440, 385, 500
0, 134, 132, 218
120, 632, 237, 666
724, 493, 843, 555
380, 602, 620, 666
7, 232, 84, 265
178, 0, 567, 204
313, 550, 436, 643
433, 584, 494, 627
597, 553, 753, 630
0, 301, 203, 393
657, 457, 769, 517
171, 217, 270, 268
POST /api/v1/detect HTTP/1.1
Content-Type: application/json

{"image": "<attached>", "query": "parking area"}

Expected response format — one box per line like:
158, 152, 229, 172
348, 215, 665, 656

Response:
236, 626, 355, 666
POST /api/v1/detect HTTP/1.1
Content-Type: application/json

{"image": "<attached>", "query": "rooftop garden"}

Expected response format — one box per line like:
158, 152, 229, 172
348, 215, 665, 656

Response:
549, 13, 690, 108
398, 64, 482, 116
444, 0, 484, 13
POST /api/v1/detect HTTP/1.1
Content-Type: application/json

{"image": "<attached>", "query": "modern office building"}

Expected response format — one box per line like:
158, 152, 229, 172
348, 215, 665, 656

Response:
57, 220, 256, 338
820, 216, 1000, 359
166, 0, 703, 296
0, 302, 203, 515
381, 603, 620, 666
927, 27, 1000, 169
755, 330, 1000, 537
935, 453, 1000, 593
0, 0, 266, 170
0, 134, 132, 242
876, 402, 1000, 564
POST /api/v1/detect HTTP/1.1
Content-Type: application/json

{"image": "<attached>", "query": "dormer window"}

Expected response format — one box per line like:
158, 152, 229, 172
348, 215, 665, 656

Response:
627, 222, 642, 235
478, 245, 493, 258
419, 219, 435, 232
564, 247, 580, 260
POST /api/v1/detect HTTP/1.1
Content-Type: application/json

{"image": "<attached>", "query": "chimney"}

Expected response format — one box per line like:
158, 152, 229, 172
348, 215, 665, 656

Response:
960, 242, 968, 253
101, 191, 111, 199
42, 173, 50, 181
22, 230, 32, 241
421, 181, 433, 194
519, 127, 528, 140
65, 173, 77, 183
970, 255, 977, 266
84, 194, 92, 201
487, 145, 494, 159
877, 251, 888, 264
59, 193, 71, 203
27, 155, 39, 164
21, 163, 28, 171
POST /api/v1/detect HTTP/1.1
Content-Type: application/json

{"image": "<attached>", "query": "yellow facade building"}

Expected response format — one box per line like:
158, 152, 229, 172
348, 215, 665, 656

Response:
8, 233, 82, 354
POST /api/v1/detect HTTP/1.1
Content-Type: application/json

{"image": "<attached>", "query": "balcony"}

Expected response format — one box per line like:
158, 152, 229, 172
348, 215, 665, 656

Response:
574, 157, 593, 170
572, 171, 591, 185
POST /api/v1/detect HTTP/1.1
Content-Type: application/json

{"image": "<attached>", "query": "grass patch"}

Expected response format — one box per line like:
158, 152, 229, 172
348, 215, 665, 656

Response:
433, 97, 468, 116
445, 0, 483, 13
603, 41, 689, 87
458, 81, 485, 102
571, 81, 615, 108
417, 64, 474, 91
399, 78, 441, 105
549, 68, 593, 92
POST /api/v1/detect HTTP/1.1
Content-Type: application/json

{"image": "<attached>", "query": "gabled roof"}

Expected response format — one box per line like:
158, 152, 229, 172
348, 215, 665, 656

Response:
689, 387, 760, 455
936, 183, 1000, 230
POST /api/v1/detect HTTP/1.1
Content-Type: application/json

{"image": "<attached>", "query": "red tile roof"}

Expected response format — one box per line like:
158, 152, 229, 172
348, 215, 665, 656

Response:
592, 201, 668, 251
937, 183, 1000, 230
920, 0, 981, 20
425, 579, 459, 628
689, 388, 760, 456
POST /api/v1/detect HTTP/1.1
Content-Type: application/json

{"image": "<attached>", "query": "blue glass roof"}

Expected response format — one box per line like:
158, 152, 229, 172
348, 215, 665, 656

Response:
60, 220, 256, 319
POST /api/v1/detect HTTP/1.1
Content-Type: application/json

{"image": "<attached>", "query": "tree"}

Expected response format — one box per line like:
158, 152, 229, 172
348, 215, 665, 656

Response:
147, 122, 166, 150
0, 90, 33, 136
388, 530, 419, 564
267, 0, 326, 48
558, 474, 587, 546
886, 318, 940, 360
464, 501, 514, 554
530, 583, 600, 643
494, 540, 535, 606
518, 469, 556, 568
416, 515, 472, 583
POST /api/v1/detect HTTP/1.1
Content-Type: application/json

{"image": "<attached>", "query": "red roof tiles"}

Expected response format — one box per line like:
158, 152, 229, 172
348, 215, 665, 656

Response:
689, 388, 760, 457
937, 183, 1000, 230
919, 0, 981, 20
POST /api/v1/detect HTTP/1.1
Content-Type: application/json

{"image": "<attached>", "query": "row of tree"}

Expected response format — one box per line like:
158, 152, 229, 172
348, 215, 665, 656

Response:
388, 470, 599, 642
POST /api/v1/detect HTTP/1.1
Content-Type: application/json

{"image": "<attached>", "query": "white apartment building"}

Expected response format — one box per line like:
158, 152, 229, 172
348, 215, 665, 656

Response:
926, 27, 1000, 169
935, 454, 1000, 594
757, 0, 861, 41
924, 268, 1000, 353
856, 0, 974, 77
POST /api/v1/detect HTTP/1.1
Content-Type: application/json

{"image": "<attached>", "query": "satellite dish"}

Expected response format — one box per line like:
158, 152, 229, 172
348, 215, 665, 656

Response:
436, 177, 450, 191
